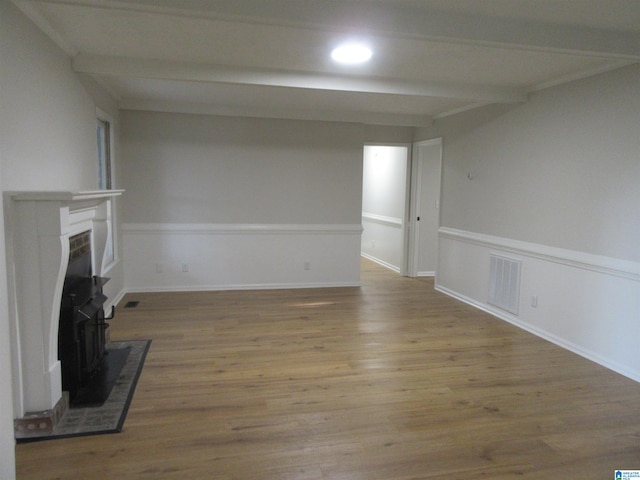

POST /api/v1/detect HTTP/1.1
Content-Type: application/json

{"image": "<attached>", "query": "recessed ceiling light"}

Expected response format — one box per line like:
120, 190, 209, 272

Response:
331, 42, 372, 64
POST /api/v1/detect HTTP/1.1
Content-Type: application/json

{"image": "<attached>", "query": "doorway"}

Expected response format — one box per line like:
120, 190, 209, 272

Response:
360, 139, 442, 277
361, 144, 410, 274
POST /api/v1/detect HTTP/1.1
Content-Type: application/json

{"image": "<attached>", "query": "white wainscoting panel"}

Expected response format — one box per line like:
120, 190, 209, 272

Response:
361, 212, 404, 273
123, 223, 363, 292
436, 227, 640, 383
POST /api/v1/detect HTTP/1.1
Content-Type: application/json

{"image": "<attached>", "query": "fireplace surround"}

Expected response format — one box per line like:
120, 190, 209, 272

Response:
6, 190, 123, 430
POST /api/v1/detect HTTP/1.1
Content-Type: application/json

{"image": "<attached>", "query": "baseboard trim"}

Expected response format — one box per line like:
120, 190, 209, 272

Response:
435, 283, 640, 384
124, 281, 361, 294
360, 253, 400, 273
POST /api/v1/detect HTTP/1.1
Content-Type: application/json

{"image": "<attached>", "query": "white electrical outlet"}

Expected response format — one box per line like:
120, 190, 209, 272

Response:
531, 296, 538, 308
304, 261, 311, 270
155, 263, 163, 273
182, 263, 189, 273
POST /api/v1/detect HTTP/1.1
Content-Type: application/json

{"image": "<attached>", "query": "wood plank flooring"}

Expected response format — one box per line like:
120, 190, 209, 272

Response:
16, 259, 640, 479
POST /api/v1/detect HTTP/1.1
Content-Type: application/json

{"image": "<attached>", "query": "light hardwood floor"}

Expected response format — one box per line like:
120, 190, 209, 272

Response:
16, 259, 640, 479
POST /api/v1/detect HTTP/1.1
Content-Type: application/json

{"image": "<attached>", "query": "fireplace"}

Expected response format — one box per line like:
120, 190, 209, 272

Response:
6, 190, 123, 431
59, 231, 112, 403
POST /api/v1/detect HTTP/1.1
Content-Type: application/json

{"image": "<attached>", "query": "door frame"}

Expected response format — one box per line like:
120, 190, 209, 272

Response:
405, 138, 443, 277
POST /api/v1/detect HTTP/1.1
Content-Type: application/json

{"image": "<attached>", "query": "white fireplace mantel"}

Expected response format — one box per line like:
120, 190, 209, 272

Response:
7, 190, 123, 417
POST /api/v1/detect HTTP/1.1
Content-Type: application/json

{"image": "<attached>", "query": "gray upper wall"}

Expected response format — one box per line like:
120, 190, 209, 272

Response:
120, 111, 412, 225
418, 64, 640, 263
0, 1, 111, 192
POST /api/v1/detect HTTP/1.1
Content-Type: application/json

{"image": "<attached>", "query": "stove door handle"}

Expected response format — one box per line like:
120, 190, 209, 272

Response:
104, 305, 115, 321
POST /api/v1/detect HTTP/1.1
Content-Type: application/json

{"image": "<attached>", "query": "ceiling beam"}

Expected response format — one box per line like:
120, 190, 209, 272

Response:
73, 54, 529, 104
119, 99, 434, 127
32, 0, 640, 60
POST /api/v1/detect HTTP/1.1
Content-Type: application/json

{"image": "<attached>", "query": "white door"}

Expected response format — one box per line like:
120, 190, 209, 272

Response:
407, 139, 442, 277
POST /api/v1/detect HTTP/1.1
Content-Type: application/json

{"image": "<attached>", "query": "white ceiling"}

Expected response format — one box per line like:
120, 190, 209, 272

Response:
14, 0, 640, 126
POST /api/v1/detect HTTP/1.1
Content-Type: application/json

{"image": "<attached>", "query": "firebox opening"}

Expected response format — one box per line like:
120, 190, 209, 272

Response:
64, 231, 92, 292
58, 230, 116, 406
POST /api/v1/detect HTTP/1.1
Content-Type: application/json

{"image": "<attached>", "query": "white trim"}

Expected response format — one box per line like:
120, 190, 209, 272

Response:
439, 227, 639, 282
435, 284, 640, 383
123, 223, 363, 235
433, 101, 491, 120
101, 257, 121, 276
361, 252, 401, 273
125, 281, 361, 294
361, 212, 403, 228
416, 271, 435, 277
9, 190, 124, 202
407, 138, 443, 277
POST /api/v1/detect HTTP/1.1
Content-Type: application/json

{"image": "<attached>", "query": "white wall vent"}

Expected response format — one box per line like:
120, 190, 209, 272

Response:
488, 254, 522, 315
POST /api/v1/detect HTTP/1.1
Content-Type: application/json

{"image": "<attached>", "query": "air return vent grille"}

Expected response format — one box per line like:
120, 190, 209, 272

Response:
488, 254, 521, 315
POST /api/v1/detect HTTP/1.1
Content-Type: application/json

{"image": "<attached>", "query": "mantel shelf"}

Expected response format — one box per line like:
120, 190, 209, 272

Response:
9, 190, 124, 202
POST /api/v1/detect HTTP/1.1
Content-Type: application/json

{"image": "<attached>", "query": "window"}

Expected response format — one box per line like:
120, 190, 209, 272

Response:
97, 118, 112, 189
96, 109, 117, 271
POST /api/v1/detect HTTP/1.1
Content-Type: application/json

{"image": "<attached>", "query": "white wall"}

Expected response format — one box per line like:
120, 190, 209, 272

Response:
1, 0, 123, 462
421, 65, 640, 381
120, 111, 412, 291
1, 8, 93, 191
121, 112, 364, 224
435, 66, 640, 262
361, 145, 408, 272
0, 162, 15, 480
